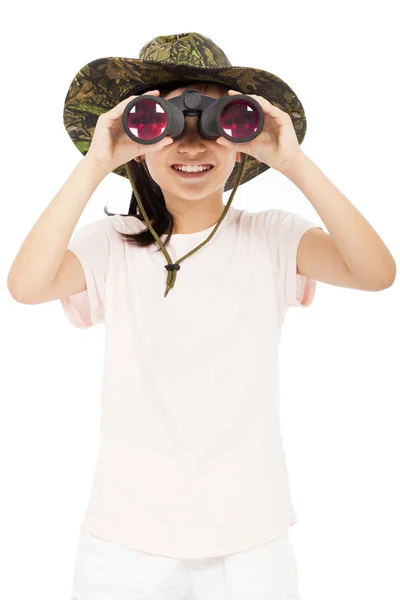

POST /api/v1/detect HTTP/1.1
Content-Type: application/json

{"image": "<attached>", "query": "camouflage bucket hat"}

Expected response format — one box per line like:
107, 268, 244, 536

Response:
63, 32, 307, 297
63, 31, 307, 193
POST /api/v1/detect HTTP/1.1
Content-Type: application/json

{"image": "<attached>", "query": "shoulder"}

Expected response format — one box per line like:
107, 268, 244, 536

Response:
104, 213, 148, 238
228, 206, 267, 235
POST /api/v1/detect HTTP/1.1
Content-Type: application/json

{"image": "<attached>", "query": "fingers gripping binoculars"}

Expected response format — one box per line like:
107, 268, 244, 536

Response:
122, 89, 264, 145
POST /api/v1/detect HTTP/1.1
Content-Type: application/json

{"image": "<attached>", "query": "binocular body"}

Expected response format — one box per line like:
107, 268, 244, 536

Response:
122, 89, 264, 145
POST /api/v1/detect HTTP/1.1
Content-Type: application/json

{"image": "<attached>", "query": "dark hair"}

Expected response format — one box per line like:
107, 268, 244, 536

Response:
104, 80, 242, 250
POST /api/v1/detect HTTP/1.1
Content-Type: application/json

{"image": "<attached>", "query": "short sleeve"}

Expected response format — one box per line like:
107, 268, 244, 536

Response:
59, 217, 111, 329
264, 209, 323, 310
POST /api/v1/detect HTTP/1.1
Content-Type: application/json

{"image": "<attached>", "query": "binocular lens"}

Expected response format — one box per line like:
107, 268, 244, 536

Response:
127, 99, 168, 140
220, 99, 260, 139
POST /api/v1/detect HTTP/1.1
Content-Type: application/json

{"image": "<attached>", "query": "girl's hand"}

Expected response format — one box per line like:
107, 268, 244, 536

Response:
216, 90, 303, 173
86, 90, 174, 174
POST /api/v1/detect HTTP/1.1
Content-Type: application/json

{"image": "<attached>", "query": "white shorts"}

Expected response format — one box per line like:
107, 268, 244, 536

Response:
71, 526, 301, 600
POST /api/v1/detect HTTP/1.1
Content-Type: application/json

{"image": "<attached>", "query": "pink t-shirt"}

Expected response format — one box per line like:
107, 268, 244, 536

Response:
60, 205, 322, 559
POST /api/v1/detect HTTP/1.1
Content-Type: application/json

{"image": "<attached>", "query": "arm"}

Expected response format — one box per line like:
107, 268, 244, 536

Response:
280, 151, 397, 291
7, 156, 110, 303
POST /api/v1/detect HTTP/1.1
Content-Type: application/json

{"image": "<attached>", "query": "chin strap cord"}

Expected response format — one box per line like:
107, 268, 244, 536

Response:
123, 154, 248, 297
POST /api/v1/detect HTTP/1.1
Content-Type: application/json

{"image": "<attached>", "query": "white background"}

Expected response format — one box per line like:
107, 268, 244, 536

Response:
2, 2, 399, 599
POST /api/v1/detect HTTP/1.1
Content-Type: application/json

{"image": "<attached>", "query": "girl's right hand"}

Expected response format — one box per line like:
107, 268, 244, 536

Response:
85, 90, 173, 173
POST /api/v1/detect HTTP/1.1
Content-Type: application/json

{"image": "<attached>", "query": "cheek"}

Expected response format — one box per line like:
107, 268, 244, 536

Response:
143, 158, 166, 183
218, 146, 237, 164
219, 153, 237, 177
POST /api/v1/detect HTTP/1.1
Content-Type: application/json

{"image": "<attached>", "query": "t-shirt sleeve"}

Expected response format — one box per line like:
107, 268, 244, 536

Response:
264, 208, 323, 310
59, 217, 111, 329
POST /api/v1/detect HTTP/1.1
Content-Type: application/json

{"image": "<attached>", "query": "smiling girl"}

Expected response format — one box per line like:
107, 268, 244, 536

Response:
7, 32, 395, 600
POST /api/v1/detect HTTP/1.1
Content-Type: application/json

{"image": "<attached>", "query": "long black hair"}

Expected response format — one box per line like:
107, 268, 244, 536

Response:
104, 80, 242, 250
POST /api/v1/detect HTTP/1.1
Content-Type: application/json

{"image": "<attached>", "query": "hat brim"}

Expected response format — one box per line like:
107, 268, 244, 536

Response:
63, 57, 307, 192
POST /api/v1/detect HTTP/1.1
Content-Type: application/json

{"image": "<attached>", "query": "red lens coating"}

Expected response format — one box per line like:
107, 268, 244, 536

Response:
220, 99, 260, 139
127, 99, 167, 140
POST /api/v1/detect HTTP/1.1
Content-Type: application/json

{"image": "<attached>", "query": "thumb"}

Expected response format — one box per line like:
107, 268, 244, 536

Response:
216, 137, 233, 147
147, 136, 174, 151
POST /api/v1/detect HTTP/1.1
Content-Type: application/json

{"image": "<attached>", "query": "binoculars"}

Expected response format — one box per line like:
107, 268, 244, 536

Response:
122, 89, 264, 145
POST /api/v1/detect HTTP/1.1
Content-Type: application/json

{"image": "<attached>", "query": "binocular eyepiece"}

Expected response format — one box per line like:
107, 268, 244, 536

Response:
122, 89, 264, 145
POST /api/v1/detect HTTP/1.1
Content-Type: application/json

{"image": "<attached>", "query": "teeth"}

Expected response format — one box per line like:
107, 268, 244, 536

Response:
173, 165, 212, 172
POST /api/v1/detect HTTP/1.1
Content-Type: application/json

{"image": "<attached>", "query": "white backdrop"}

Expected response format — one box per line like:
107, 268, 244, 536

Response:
2, 3, 399, 600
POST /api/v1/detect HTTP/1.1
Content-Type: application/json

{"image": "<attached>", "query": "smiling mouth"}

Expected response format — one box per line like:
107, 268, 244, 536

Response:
171, 165, 214, 178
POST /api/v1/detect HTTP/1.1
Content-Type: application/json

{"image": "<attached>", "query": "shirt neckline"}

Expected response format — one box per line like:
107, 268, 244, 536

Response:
169, 206, 236, 239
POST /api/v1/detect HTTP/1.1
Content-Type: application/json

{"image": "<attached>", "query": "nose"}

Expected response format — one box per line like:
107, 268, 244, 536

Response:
182, 115, 201, 134
180, 116, 206, 144
176, 115, 206, 147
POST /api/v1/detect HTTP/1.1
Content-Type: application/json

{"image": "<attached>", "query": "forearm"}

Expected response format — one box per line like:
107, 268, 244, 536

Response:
7, 155, 109, 299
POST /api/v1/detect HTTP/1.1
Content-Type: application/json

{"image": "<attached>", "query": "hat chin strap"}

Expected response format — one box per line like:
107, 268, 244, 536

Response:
123, 155, 248, 298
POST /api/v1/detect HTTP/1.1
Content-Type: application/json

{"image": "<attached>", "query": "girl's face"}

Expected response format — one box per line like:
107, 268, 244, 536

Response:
140, 85, 241, 204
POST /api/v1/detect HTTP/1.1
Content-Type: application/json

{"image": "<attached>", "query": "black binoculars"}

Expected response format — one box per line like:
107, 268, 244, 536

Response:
122, 89, 264, 145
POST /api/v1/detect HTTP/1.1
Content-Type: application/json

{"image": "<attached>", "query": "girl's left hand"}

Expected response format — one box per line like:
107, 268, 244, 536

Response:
216, 90, 303, 173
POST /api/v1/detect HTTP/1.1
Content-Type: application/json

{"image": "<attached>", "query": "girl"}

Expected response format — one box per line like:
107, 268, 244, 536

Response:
7, 32, 395, 600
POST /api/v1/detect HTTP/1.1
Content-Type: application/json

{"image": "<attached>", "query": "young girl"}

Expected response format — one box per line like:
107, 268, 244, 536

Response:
8, 33, 395, 600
